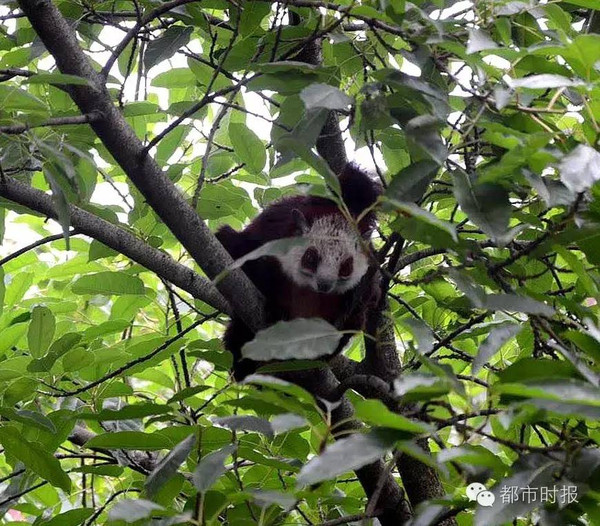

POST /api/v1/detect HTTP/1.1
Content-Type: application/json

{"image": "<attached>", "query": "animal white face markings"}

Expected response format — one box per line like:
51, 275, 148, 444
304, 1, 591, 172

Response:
277, 215, 369, 294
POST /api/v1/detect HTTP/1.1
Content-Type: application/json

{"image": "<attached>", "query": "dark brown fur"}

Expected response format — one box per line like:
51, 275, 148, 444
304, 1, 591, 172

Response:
216, 164, 381, 379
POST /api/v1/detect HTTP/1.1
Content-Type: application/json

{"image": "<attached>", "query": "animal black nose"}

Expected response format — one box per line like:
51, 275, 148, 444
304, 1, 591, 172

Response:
317, 281, 334, 293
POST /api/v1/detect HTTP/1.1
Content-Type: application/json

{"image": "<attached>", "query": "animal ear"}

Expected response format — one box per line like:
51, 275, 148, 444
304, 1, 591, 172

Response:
361, 225, 375, 240
292, 209, 309, 235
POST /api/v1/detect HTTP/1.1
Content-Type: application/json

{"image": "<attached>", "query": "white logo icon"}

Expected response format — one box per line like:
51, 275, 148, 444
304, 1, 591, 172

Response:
476, 490, 495, 507
466, 483, 496, 507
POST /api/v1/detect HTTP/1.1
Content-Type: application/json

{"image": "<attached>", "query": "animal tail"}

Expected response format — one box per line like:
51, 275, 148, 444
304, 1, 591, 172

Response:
338, 163, 381, 218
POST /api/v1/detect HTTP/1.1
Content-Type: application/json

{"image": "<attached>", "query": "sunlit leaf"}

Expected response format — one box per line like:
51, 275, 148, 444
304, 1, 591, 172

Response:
0, 427, 71, 492
473, 323, 521, 373
300, 84, 352, 110
144, 26, 192, 70
72, 272, 145, 296
467, 29, 499, 54
559, 144, 600, 193
229, 122, 266, 174
507, 74, 584, 89
27, 305, 55, 358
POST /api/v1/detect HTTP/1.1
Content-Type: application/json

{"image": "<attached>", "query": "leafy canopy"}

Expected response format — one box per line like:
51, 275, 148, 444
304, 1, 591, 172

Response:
1, 1, 600, 525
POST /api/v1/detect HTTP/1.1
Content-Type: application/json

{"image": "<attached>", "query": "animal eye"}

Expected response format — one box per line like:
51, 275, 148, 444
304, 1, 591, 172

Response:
339, 257, 353, 279
301, 247, 320, 272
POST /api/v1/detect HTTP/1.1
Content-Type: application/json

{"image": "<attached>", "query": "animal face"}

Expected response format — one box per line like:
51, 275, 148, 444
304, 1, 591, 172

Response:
277, 213, 369, 294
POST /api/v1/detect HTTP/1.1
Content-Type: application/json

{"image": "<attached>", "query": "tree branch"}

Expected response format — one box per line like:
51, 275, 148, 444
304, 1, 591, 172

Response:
100, 0, 201, 77
258, 0, 404, 36
289, 11, 347, 172
0, 113, 100, 135
69, 425, 157, 475
0, 176, 230, 313
0, 230, 77, 267
18, 0, 263, 331
279, 368, 412, 525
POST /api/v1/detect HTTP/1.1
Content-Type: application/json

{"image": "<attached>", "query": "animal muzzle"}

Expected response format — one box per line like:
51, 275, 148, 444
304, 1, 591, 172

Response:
317, 280, 335, 293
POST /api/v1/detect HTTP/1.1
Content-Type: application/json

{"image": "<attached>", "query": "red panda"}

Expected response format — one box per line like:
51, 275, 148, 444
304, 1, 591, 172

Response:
216, 164, 381, 379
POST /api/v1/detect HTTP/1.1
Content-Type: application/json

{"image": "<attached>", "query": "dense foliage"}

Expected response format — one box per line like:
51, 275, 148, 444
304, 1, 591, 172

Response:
1, 0, 600, 525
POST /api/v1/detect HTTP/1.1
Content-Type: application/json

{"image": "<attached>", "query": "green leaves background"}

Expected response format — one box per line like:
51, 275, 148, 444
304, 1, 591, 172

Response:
1, 0, 600, 525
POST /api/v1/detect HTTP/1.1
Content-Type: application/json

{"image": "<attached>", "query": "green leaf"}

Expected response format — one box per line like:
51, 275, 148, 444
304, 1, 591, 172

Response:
276, 135, 341, 194
144, 26, 192, 70
72, 272, 145, 296
151, 68, 196, 88
228, 122, 266, 174
0, 85, 47, 112
393, 373, 452, 401
192, 444, 236, 492
354, 399, 429, 433
196, 181, 251, 220
28, 333, 82, 372
239, 1, 270, 35
400, 318, 436, 354
300, 84, 352, 111
270, 413, 307, 434
247, 72, 321, 94
213, 415, 273, 437
145, 434, 196, 497
467, 29, 499, 54
385, 160, 439, 203
167, 385, 211, 404
62, 347, 94, 372
473, 323, 521, 373
485, 294, 554, 316
452, 169, 511, 244
156, 123, 191, 166
558, 144, 600, 193
554, 244, 597, 296
0, 267, 4, 317
38, 508, 94, 526
122, 101, 161, 116
78, 403, 172, 421
0, 426, 71, 492
215, 238, 307, 283
108, 499, 164, 523
388, 200, 457, 248
562, 0, 600, 6
251, 490, 296, 511
253, 61, 323, 75
27, 306, 55, 358
0, 407, 56, 433
297, 431, 394, 486
72, 465, 124, 477
498, 358, 581, 383
563, 331, 600, 363
507, 74, 584, 89
24, 73, 91, 86
496, 379, 600, 418
43, 167, 72, 248
405, 115, 448, 165
438, 445, 506, 478
85, 431, 174, 450
242, 318, 342, 362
